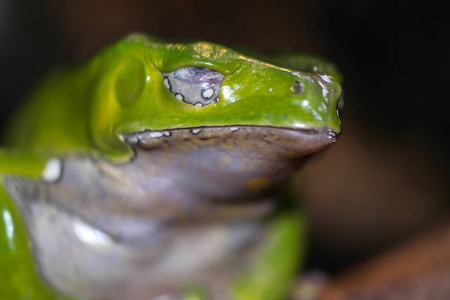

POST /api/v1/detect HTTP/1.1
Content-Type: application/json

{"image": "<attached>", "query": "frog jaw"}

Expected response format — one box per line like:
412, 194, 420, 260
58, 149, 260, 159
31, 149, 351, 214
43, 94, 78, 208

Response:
122, 125, 337, 200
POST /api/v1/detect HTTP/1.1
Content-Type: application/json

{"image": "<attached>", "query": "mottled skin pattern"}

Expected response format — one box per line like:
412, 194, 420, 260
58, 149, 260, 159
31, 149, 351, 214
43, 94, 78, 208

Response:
0, 34, 342, 299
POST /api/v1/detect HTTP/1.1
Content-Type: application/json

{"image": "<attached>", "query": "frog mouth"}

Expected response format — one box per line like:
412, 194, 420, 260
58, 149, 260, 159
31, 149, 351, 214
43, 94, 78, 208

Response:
122, 125, 338, 159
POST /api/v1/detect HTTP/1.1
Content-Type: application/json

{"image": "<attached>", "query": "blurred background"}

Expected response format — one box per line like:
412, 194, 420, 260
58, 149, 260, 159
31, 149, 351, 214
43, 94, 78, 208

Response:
1, 0, 449, 297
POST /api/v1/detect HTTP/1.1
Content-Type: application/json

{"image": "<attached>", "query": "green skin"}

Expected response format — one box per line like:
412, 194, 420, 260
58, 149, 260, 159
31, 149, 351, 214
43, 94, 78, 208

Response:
0, 34, 342, 300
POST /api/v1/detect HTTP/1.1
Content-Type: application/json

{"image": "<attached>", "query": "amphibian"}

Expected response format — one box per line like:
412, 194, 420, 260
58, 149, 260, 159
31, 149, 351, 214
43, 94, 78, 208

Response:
0, 34, 342, 300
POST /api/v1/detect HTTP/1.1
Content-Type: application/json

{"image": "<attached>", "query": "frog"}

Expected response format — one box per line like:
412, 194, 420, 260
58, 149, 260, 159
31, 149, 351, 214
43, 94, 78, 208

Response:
0, 34, 342, 300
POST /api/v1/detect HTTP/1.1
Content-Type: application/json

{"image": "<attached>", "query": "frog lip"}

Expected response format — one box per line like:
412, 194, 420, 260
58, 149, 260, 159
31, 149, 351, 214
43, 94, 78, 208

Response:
123, 125, 338, 142
122, 125, 338, 158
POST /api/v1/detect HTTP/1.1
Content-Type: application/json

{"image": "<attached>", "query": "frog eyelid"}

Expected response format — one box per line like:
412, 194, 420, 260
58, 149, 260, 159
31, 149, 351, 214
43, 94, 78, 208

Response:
161, 67, 225, 107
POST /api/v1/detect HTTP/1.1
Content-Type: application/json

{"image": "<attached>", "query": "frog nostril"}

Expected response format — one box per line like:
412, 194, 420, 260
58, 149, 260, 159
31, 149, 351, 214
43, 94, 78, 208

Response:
290, 81, 303, 94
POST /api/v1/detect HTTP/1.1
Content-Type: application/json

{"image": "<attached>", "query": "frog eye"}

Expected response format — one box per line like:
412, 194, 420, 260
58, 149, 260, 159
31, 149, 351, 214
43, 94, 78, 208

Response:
162, 67, 224, 107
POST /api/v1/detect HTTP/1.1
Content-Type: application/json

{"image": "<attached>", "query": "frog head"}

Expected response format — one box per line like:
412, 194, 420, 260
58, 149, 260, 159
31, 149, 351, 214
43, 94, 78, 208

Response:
89, 34, 342, 197
90, 34, 341, 155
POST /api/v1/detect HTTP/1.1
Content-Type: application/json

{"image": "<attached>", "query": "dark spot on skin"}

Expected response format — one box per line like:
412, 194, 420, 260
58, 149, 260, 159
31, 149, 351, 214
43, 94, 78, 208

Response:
290, 81, 303, 94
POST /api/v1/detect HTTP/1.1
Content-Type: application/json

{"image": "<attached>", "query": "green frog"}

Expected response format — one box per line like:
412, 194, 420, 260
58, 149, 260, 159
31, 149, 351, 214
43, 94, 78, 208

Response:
0, 34, 342, 300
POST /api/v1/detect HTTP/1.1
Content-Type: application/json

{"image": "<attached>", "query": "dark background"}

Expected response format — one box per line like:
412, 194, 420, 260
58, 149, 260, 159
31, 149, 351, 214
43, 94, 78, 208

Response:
1, 0, 449, 273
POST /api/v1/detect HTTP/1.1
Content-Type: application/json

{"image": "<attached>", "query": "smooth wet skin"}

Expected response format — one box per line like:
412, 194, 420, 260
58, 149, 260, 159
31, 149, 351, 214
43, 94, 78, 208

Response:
0, 34, 342, 300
